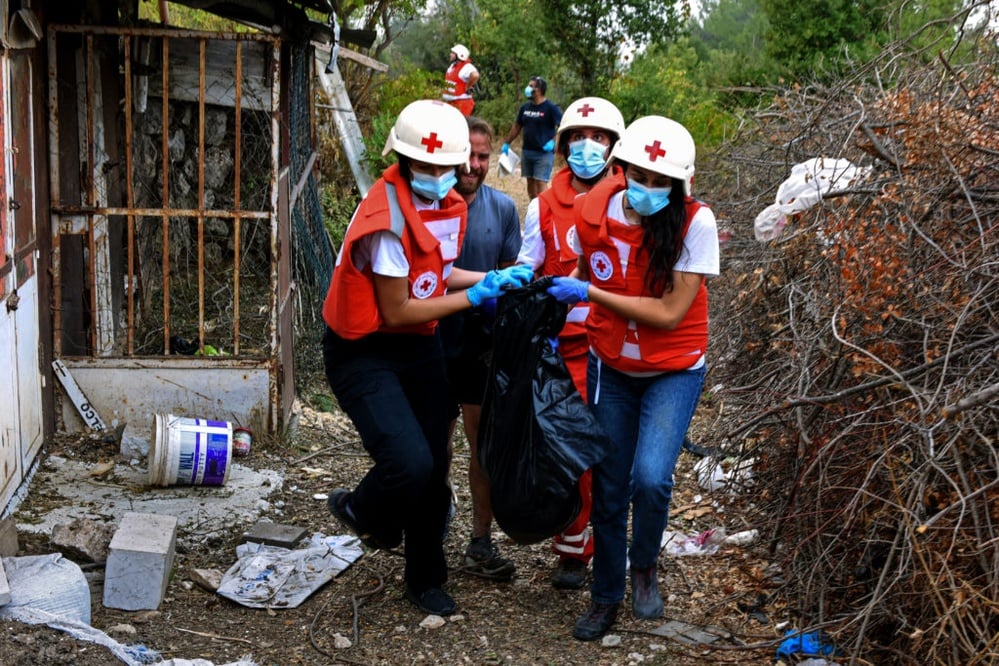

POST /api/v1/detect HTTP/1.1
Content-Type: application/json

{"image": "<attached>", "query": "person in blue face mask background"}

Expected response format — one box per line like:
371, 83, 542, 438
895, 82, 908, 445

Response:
501, 76, 563, 200
321, 100, 532, 619
545, 116, 720, 641
516, 96, 625, 591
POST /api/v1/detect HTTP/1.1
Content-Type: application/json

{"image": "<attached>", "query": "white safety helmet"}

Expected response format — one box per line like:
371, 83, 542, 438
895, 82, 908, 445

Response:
555, 96, 626, 149
381, 100, 470, 167
450, 44, 470, 61
611, 116, 696, 195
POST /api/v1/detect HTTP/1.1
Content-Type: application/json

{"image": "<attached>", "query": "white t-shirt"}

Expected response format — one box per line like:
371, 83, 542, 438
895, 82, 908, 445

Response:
350, 196, 461, 279
569, 192, 720, 278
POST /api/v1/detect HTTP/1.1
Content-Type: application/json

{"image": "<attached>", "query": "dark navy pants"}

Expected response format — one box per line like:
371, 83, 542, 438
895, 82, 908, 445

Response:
323, 327, 452, 593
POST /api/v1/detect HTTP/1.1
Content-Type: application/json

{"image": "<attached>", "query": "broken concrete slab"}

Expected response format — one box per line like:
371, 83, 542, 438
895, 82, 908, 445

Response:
649, 619, 734, 645
190, 568, 224, 592
0, 517, 17, 557
14, 456, 283, 551
0, 558, 10, 606
51, 517, 116, 563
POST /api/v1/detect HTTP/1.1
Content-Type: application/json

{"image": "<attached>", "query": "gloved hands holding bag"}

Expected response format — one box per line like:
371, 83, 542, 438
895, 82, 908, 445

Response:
466, 265, 534, 306
547, 276, 590, 305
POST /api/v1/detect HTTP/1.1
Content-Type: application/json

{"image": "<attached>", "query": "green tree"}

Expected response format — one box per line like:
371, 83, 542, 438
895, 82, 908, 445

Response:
539, 0, 691, 92
689, 0, 778, 88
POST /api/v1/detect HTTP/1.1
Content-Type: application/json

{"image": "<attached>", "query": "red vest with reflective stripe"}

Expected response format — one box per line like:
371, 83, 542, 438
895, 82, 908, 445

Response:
538, 167, 588, 339
576, 172, 708, 373
444, 61, 472, 99
322, 164, 467, 339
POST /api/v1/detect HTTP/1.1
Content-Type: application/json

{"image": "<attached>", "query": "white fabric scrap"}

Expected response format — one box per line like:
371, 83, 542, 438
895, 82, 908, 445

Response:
754, 157, 873, 241
216, 533, 363, 609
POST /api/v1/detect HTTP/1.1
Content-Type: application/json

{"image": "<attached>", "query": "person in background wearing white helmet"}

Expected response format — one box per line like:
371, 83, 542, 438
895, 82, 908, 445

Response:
322, 100, 532, 617
501, 76, 563, 200
546, 116, 720, 640
439, 116, 522, 581
517, 96, 625, 592
442, 44, 479, 117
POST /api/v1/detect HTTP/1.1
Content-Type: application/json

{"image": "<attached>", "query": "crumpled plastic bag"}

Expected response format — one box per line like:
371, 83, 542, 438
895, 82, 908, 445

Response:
216, 533, 363, 609
754, 157, 873, 241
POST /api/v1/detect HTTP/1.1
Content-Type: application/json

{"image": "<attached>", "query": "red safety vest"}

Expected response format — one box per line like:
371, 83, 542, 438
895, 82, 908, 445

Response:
576, 172, 708, 373
537, 167, 589, 341
444, 61, 473, 100
322, 163, 467, 339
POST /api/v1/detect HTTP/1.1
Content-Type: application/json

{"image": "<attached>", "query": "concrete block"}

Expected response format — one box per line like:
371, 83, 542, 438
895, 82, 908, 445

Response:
0, 557, 10, 606
103, 512, 178, 611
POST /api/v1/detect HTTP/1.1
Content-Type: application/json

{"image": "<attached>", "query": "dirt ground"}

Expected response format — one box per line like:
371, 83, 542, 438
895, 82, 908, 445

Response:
0, 165, 785, 665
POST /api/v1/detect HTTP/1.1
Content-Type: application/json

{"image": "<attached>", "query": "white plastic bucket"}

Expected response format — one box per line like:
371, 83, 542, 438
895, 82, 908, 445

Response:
149, 413, 233, 486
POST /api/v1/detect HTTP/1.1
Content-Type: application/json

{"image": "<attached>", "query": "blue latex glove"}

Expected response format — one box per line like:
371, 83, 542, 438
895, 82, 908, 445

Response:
496, 264, 533, 288
547, 276, 589, 305
542, 138, 555, 153
466, 270, 506, 306
501, 143, 510, 155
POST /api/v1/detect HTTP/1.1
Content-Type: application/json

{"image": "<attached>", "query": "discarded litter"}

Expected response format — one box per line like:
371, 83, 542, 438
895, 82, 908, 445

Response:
216, 533, 363, 609
776, 629, 839, 661
694, 456, 755, 492
661, 527, 759, 556
149, 414, 233, 487
753, 157, 873, 241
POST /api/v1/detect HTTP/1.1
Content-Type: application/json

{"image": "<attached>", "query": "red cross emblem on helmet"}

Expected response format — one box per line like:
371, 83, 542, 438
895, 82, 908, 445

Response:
644, 140, 666, 162
422, 132, 444, 153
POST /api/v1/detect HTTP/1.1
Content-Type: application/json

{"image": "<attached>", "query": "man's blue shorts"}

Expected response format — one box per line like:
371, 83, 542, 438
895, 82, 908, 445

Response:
521, 148, 555, 182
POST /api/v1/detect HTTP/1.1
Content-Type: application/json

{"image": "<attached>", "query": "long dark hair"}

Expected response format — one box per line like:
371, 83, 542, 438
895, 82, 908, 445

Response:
639, 177, 686, 296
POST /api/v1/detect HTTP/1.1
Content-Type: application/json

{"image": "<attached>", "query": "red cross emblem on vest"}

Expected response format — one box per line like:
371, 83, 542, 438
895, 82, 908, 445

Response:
594, 256, 609, 275
577, 103, 595, 117
422, 132, 444, 153
645, 140, 666, 162
418, 275, 434, 292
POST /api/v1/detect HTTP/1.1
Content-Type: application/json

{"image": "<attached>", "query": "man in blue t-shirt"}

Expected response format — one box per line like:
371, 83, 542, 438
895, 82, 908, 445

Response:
441, 116, 523, 581
502, 76, 563, 200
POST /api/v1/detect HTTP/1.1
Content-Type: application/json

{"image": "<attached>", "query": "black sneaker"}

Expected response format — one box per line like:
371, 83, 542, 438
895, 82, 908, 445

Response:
327, 488, 388, 550
405, 585, 457, 616
572, 601, 619, 641
462, 536, 516, 580
552, 558, 588, 590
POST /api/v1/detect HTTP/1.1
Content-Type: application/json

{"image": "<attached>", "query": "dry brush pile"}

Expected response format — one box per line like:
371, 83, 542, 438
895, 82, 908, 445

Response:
697, 19, 997, 666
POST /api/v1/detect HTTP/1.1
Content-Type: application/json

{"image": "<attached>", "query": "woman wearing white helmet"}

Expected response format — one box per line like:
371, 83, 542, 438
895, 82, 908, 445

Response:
546, 116, 720, 640
517, 96, 625, 591
322, 100, 532, 617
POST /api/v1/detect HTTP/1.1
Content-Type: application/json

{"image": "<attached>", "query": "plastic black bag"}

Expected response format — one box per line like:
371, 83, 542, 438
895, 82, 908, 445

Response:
478, 278, 610, 544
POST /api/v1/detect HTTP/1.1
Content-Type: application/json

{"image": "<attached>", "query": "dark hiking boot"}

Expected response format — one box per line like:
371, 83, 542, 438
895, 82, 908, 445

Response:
327, 488, 396, 550
551, 558, 588, 590
572, 601, 619, 641
462, 536, 516, 580
631, 565, 664, 619
405, 585, 457, 616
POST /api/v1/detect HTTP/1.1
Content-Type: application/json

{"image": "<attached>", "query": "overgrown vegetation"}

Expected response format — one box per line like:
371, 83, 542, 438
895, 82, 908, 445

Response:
695, 13, 998, 662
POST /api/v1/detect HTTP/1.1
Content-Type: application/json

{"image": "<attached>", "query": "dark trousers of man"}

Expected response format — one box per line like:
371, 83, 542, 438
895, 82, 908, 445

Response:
323, 328, 452, 593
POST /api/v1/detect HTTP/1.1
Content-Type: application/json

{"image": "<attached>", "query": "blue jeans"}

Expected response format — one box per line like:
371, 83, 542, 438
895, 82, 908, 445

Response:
586, 352, 706, 605
323, 328, 452, 593
521, 148, 555, 182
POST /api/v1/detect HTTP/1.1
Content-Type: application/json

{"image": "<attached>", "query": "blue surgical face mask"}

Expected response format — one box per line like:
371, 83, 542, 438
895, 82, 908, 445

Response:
567, 138, 609, 179
625, 179, 672, 216
411, 170, 457, 201
524, 85, 534, 98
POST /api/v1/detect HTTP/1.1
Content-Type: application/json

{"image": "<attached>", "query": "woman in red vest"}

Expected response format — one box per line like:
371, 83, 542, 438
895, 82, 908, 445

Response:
518, 96, 625, 591
546, 116, 720, 640
322, 100, 531, 617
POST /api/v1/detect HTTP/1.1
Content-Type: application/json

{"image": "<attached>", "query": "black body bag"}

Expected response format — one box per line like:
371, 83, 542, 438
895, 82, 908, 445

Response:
478, 277, 610, 544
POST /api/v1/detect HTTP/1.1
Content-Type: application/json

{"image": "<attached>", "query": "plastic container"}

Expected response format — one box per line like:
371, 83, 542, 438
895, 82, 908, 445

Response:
149, 413, 233, 486
232, 427, 253, 457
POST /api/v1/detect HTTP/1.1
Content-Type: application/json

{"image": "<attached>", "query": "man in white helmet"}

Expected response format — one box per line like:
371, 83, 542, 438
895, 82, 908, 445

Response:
443, 44, 479, 117
322, 100, 532, 617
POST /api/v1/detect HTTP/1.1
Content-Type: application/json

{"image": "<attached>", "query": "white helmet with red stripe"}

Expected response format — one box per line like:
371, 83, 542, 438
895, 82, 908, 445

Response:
612, 116, 695, 195
381, 99, 470, 167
